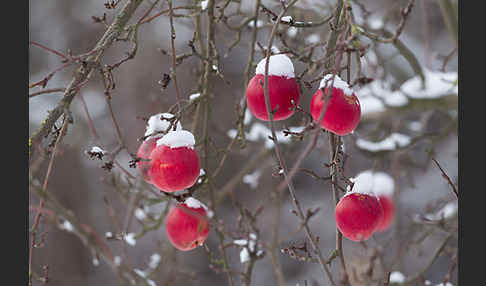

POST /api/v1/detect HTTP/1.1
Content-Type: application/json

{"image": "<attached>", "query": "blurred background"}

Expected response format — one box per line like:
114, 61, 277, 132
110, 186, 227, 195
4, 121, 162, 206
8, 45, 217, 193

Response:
29, 0, 458, 285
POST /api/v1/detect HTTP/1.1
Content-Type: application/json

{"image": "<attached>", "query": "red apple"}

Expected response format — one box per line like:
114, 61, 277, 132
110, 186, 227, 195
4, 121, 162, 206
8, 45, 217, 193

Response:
310, 74, 361, 136
335, 192, 384, 241
165, 199, 210, 251
246, 54, 300, 121
350, 171, 396, 232
138, 113, 183, 184
149, 130, 200, 192
375, 195, 395, 232
136, 136, 158, 184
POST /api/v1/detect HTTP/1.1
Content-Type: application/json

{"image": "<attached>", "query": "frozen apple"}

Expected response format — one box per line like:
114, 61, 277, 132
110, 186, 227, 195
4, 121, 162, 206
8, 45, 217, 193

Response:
149, 130, 200, 192
246, 54, 300, 121
137, 113, 183, 184
335, 191, 384, 242
165, 198, 210, 251
310, 74, 361, 135
351, 170, 396, 232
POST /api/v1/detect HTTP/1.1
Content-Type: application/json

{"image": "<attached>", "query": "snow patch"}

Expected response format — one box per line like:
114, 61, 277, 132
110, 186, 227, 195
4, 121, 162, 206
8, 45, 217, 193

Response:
281, 16, 293, 23
149, 253, 161, 269
90, 146, 105, 154
288, 126, 305, 133
92, 258, 100, 266
368, 16, 384, 30
401, 70, 458, 99
248, 19, 264, 28
243, 170, 262, 189
425, 201, 458, 221
356, 133, 411, 152
135, 208, 147, 220
350, 170, 395, 196
256, 54, 295, 78
134, 269, 147, 278
234, 239, 248, 246
227, 129, 238, 139
320, 74, 353, 96
145, 113, 182, 138
305, 34, 320, 44
248, 239, 256, 252
230, 123, 301, 149
389, 271, 405, 283
124, 233, 137, 246
114, 256, 122, 266
287, 27, 298, 38
360, 80, 408, 107
358, 96, 386, 116
189, 93, 201, 101
184, 197, 204, 209
235, 233, 258, 256
255, 44, 280, 54
250, 123, 291, 149
206, 209, 214, 219
156, 130, 195, 149
200, 0, 208, 10
184, 197, 213, 218
240, 247, 250, 263
408, 121, 422, 132
59, 220, 74, 232
356, 79, 409, 117
244, 108, 252, 125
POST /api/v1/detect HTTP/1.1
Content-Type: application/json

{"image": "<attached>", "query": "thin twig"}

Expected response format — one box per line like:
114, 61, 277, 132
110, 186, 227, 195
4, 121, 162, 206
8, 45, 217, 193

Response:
432, 158, 458, 199
261, 1, 336, 285
29, 117, 68, 286
29, 88, 66, 98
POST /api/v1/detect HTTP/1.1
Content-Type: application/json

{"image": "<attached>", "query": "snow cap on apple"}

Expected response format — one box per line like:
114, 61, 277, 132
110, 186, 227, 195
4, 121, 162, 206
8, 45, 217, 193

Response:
255, 53, 295, 79
246, 54, 300, 121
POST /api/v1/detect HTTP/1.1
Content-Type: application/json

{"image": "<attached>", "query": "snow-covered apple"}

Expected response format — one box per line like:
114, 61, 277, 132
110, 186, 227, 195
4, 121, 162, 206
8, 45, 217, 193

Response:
335, 191, 384, 241
310, 74, 361, 135
149, 130, 200, 192
351, 170, 396, 232
137, 113, 183, 184
165, 198, 210, 251
246, 54, 300, 121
